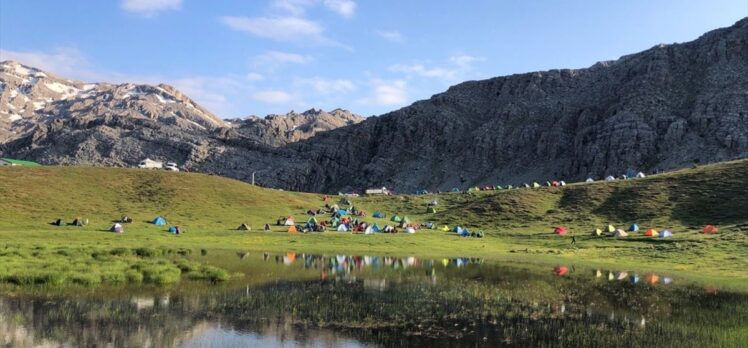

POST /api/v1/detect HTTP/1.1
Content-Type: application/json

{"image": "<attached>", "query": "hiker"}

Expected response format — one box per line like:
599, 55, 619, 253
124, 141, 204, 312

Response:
264, 223, 271, 232
571, 235, 577, 245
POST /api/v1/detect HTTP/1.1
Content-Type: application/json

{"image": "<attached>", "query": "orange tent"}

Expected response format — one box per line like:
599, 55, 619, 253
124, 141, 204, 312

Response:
645, 274, 659, 284
644, 229, 657, 237
702, 225, 718, 234
554, 226, 568, 235
287, 226, 298, 233
553, 266, 569, 276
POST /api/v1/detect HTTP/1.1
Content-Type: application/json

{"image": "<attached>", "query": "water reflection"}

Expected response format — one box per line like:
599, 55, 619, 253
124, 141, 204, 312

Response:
0, 252, 745, 347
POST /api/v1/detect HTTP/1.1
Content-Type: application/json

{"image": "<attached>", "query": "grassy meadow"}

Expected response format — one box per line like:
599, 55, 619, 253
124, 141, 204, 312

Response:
0, 159, 746, 289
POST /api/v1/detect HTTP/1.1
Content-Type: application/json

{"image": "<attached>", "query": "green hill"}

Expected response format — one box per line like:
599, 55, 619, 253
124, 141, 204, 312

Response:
0, 161, 746, 288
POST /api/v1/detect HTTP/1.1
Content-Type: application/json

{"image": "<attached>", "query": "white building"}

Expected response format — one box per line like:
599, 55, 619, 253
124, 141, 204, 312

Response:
138, 158, 163, 169
365, 187, 390, 195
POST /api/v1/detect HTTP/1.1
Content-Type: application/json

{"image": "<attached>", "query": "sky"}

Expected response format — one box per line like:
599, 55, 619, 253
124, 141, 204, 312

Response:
1, 1, 746, 118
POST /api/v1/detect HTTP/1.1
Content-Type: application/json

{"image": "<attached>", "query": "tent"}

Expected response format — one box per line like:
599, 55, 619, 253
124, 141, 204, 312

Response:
702, 225, 718, 234
307, 217, 318, 226
401, 216, 411, 224
585, 178, 594, 183
337, 224, 348, 232
659, 229, 673, 238
121, 216, 133, 223
153, 216, 167, 226
364, 226, 374, 234
551, 181, 560, 187
605, 176, 616, 181
371, 224, 381, 232
383, 225, 395, 233
72, 218, 85, 226
545, 181, 552, 187
429, 200, 438, 206
168, 226, 180, 234
532, 182, 541, 188
405, 227, 416, 234
560, 181, 567, 186
459, 228, 469, 237
53, 219, 66, 226
426, 207, 437, 213
237, 223, 251, 231
645, 274, 660, 284
606, 224, 616, 233
110, 223, 124, 233
287, 225, 298, 233
339, 198, 351, 205
452, 226, 462, 233
628, 224, 640, 232
284, 217, 295, 226
644, 228, 658, 237
451, 187, 460, 192
424, 222, 435, 229
636, 172, 646, 178
613, 229, 628, 237
441, 225, 450, 232
372, 211, 384, 218
630, 275, 640, 284
553, 266, 569, 276
554, 226, 568, 235
593, 228, 603, 236
391, 215, 403, 222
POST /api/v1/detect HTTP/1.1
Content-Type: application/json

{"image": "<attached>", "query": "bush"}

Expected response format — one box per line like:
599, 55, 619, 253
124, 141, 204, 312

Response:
125, 270, 144, 284
70, 273, 102, 286
109, 248, 130, 256
133, 248, 157, 258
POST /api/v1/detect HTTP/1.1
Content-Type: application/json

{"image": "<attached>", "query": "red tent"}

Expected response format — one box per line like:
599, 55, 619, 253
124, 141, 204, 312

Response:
551, 181, 560, 187
554, 226, 568, 235
554, 266, 569, 276
702, 225, 718, 234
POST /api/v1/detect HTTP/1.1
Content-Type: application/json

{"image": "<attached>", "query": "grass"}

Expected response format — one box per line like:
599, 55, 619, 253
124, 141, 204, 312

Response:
0, 160, 746, 288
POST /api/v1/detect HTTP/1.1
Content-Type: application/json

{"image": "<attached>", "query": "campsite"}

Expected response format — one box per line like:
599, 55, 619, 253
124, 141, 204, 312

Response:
0, 160, 747, 346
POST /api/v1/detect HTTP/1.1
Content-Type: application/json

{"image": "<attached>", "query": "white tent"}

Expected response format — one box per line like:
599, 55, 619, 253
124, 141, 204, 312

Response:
284, 218, 295, 226
559, 181, 567, 186
586, 178, 594, 183
337, 224, 348, 232
605, 176, 616, 181
636, 172, 646, 178
364, 226, 374, 234
613, 229, 629, 237
429, 200, 438, 206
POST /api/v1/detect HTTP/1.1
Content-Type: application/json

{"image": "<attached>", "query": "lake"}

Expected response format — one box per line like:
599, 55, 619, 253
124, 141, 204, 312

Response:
0, 251, 746, 347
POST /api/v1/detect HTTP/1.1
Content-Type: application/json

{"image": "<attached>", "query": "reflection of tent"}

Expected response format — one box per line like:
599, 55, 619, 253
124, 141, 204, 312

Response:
553, 266, 569, 276
237, 223, 250, 231
110, 223, 124, 233
644, 228, 658, 237
405, 227, 416, 233
372, 211, 384, 218
702, 225, 718, 234
554, 226, 568, 235
659, 229, 673, 238
284, 217, 295, 226
337, 224, 348, 232
628, 224, 639, 232
426, 207, 436, 214
613, 229, 628, 237
593, 228, 603, 236
287, 225, 298, 233
153, 216, 167, 226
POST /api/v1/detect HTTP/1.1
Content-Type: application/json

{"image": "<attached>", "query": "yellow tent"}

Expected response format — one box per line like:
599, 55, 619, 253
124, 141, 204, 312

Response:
606, 224, 616, 233
441, 225, 450, 232
287, 226, 298, 233
593, 228, 603, 236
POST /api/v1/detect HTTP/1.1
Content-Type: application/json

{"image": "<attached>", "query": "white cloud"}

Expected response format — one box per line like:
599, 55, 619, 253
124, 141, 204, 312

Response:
272, 0, 315, 16
296, 77, 355, 94
221, 16, 347, 49
323, 0, 356, 18
0, 47, 92, 80
377, 30, 404, 43
389, 64, 457, 80
253, 90, 293, 104
121, 0, 181, 16
358, 79, 407, 106
254, 50, 312, 65
246, 72, 265, 81
449, 54, 486, 69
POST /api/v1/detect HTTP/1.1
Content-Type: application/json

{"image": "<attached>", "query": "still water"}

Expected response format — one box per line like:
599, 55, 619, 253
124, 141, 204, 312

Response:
1, 252, 746, 347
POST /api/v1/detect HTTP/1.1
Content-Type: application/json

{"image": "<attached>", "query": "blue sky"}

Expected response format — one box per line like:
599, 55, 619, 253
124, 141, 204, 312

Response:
1, 0, 746, 118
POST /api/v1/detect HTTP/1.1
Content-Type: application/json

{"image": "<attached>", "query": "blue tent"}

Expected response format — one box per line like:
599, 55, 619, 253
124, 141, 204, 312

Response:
452, 226, 462, 233
659, 229, 673, 238
337, 209, 347, 216
451, 187, 460, 192
372, 224, 381, 232
372, 211, 384, 218
153, 216, 166, 226
167, 226, 177, 233
629, 224, 640, 232
630, 275, 640, 284
459, 228, 470, 237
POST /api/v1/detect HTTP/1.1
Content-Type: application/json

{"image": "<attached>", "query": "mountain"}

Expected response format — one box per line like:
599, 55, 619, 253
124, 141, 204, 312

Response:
228, 108, 363, 147
2, 18, 748, 193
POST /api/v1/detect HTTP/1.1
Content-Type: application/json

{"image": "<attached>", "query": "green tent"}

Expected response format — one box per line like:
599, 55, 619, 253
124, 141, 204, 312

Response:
401, 216, 411, 224
331, 220, 340, 227
391, 215, 402, 222
426, 207, 436, 214
0, 158, 41, 166
307, 217, 318, 225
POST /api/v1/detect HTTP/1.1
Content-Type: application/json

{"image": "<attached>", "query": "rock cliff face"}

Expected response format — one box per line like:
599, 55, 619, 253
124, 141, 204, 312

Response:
2, 18, 748, 193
